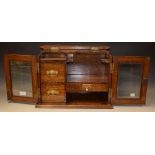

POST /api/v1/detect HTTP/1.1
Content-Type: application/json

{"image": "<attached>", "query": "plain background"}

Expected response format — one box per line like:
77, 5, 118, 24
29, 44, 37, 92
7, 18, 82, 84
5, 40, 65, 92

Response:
0, 1, 155, 155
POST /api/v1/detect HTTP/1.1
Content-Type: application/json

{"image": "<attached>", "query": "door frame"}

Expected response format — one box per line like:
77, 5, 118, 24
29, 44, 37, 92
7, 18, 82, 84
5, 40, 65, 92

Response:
111, 56, 150, 105
4, 54, 39, 104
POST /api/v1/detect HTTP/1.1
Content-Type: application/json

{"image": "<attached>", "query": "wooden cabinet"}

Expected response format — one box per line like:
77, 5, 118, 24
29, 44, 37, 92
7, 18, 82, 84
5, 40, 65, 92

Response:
4, 45, 150, 109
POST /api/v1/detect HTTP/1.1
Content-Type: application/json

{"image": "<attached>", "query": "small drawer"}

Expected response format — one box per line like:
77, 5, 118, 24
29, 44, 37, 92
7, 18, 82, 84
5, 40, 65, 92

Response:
81, 84, 109, 92
40, 63, 66, 82
67, 83, 109, 92
41, 83, 66, 104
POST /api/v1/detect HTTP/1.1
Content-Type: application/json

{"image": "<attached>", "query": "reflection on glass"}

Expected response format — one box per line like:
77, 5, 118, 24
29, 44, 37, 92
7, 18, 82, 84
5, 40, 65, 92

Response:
117, 63, 143, 99
10, 61, 33, 97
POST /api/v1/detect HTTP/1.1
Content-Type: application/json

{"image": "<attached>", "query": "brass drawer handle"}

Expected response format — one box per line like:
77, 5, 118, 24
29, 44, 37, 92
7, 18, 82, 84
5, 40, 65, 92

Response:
46, 70, 58, 76
82, 84, 92, 92
47, 90, 60, 96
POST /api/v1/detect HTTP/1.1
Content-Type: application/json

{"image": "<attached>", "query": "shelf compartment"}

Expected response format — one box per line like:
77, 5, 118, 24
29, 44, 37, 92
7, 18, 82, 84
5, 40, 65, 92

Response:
36, 92, 112, 109
66, 92, 112, 109
67, 75, 109, 83
67, 63, 109, 75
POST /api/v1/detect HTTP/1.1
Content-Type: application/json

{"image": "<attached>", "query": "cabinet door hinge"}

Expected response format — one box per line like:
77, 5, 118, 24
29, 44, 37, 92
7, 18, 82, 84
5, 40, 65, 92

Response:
7, 92, 11, 100
37, 63, 40, 72
109, 88, 112, 98
38, 87, 40, 96
110, 63, 114, 74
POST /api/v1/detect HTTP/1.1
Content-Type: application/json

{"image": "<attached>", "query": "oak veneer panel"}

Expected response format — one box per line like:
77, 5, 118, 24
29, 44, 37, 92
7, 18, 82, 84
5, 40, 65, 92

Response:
72, 54, 108, 63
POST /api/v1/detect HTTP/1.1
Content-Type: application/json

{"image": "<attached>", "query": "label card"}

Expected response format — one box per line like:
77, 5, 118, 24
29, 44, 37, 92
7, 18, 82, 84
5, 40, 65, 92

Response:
130, 93, 136, 97
19, 91, 27, 96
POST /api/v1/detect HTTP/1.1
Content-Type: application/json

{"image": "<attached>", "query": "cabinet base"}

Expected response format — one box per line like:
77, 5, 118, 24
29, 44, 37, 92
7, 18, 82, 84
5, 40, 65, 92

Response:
36, 103, 113, 109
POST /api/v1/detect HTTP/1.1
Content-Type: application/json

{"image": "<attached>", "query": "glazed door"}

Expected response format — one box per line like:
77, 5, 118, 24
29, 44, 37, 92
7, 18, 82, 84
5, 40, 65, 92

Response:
4, 54, 39, 104
111, 56, 150, 105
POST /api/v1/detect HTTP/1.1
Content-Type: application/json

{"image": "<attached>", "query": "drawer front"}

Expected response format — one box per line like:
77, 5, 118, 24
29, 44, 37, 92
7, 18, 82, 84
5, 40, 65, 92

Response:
41, 83, 66, 103
67, 83, 109, 92
40, 63, 65, 82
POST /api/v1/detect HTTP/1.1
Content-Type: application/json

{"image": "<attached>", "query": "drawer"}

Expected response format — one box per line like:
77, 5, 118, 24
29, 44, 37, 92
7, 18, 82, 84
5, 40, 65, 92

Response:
66, 83, 109, 93
40, 63, 66, 82
41, 83, 66, 104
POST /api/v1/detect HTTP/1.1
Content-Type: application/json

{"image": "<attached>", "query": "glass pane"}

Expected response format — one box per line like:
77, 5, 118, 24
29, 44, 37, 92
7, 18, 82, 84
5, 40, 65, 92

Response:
10, 61, 33, 97
117, 63, 143, 99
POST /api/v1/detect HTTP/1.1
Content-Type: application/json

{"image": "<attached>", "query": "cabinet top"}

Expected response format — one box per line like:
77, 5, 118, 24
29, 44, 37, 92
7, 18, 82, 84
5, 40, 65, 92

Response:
40, 45, 110, 51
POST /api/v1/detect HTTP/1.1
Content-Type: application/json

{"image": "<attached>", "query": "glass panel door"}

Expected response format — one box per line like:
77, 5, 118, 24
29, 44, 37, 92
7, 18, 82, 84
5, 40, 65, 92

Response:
4, 54, 38, 103
111, 56, 150, 105
117, 63, 143, 99
10, 61, 33, 97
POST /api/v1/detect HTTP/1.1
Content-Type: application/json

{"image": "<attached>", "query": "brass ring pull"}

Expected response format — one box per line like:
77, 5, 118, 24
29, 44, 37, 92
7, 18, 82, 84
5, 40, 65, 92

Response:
47, 90, 59, 96
46, 70, 58, 76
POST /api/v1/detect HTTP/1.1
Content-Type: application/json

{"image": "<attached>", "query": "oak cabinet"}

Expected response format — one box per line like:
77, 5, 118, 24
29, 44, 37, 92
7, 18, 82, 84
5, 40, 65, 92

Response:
4, 45, 150, 109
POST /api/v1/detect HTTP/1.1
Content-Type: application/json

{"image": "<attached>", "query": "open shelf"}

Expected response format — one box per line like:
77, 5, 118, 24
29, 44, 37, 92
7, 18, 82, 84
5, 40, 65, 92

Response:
66, 92, 112, 109
67, 63, 109, 83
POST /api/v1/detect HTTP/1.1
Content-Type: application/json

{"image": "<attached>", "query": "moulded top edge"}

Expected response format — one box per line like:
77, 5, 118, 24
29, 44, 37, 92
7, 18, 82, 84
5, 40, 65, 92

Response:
40, 45, 110, 50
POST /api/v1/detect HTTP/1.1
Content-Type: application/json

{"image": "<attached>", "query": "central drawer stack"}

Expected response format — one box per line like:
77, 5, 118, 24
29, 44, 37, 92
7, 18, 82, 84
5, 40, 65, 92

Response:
40, 54, 66, 105
37, 45, 113, 109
